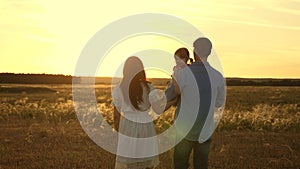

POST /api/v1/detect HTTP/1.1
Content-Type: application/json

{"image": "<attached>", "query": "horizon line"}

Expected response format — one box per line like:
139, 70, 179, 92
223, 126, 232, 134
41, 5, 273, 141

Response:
0, 72, 299, 79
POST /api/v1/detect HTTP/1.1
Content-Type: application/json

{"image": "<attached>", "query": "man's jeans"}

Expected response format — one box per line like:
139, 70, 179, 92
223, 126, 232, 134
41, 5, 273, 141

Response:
174, 138, 212, 169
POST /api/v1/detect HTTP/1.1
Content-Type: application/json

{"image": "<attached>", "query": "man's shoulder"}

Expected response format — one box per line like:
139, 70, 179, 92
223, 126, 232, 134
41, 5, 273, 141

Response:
209, 66, 224, 79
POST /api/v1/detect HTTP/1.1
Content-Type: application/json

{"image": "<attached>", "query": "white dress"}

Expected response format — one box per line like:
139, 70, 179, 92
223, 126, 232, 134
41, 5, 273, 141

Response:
112, 83, 161, 169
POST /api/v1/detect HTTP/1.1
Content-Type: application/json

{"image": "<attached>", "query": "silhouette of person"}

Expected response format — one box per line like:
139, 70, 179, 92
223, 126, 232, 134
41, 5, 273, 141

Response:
112, 56, 174, 169
167, 38, 226, 169
165, 47, 192, 122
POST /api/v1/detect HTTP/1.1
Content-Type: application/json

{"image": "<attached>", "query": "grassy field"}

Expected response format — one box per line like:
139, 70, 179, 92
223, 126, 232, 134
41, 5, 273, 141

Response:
0, 84, 300, 168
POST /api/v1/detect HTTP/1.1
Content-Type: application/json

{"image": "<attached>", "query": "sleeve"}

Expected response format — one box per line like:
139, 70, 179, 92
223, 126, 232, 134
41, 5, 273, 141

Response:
148, 83, 160, 103
215, 77, 226, 108
148, 83, 167, 115
148, 83, 166, 104
173, 69, 186, 92
111, 86, 122, 108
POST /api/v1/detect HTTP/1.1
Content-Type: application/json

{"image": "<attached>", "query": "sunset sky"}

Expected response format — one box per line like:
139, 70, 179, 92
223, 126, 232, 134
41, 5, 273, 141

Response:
1, 0, 299, 78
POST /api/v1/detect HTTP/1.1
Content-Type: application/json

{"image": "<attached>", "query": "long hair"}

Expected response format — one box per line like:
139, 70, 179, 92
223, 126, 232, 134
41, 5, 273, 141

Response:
120, 56, 149, 110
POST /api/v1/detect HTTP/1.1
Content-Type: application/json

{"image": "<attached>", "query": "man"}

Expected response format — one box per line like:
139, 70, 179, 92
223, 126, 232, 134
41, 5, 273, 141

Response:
165, 37, 226, 169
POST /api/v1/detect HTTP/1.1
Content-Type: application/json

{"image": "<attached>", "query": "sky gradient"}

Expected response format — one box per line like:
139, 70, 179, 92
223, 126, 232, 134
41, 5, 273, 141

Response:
1, 0, 299, 78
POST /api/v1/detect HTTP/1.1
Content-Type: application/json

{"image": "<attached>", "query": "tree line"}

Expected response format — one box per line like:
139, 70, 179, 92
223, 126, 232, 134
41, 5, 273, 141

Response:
0, 73, 299, 86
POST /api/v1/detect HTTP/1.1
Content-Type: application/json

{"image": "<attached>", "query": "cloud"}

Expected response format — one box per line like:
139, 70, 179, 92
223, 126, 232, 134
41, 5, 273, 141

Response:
265, 0, 300, 15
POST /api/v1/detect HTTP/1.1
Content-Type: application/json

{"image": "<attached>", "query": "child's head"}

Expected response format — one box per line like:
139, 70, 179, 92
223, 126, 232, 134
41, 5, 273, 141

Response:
174, 48, 190, 65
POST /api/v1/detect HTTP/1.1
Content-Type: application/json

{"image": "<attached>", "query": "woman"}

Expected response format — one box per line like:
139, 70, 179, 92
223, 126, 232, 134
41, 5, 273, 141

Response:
112, 56, 174, 169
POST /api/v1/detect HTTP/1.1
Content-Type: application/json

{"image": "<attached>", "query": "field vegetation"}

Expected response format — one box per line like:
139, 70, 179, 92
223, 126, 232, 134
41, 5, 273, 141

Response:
0, 83, 299, 168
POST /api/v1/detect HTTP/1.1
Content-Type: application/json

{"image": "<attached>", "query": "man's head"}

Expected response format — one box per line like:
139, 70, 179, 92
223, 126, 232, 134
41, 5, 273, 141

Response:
193, 37, 212, 61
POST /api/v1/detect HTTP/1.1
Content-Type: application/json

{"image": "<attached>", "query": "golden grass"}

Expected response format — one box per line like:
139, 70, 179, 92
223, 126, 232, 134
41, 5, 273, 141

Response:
0, 85, 300, 168
1, 85, 299, 132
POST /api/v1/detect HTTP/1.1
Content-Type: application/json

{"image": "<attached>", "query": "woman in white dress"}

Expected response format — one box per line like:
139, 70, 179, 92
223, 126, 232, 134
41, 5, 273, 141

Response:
112, 56, 173, 169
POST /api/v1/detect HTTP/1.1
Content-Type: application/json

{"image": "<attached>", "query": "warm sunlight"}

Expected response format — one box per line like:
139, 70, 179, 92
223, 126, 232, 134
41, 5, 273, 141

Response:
1, 0, 299, 78
96, 35, 188, 78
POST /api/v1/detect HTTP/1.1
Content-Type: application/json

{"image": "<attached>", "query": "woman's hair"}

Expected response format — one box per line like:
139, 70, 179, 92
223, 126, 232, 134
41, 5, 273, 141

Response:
120, 56, 149, 110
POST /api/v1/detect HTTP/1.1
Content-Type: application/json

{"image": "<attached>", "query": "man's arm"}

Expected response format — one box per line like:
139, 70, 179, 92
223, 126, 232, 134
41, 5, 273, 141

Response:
164, 96, 178, 111
164, 82, 179, 111
173, 77, 181, 95
215, 78, 226, 108
165, 82, 177, 101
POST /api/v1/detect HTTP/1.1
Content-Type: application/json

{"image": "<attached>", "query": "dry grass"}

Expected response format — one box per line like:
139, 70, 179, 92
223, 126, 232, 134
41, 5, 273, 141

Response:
0, 84, 300, 168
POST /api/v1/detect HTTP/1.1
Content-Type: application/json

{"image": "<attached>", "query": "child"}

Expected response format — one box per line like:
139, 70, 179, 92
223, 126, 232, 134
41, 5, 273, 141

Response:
165, 48, 192, 123
173, 47, 192, 75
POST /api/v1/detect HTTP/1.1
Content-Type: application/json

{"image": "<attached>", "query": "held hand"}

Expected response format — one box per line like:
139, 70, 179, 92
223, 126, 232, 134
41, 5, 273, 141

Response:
114, 122, 119, 132
113, 106, 120, 132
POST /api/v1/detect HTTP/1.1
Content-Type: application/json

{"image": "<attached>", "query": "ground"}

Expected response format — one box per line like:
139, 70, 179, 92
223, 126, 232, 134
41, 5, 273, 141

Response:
1, 118, 299, 169
0, 84, 299, 168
